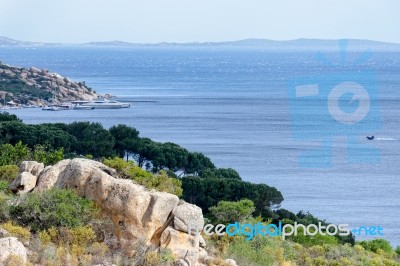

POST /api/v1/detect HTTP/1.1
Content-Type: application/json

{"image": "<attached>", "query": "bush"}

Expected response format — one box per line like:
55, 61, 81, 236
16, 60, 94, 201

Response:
42, 226, 96, 247
32, 145, 64, 166
209, 199, 255, 224
145, 251, 161, 266
0, 142, 29, 166
9, 188, 98, 231
0, 180, 9, 192
358, 239, 393, 253
291, 228, 339, 247
103, 157, 183, 196
0, 165, 19, 181
1, 221, 31, 241
395, 246, 400, 256
0, 192, 11, 222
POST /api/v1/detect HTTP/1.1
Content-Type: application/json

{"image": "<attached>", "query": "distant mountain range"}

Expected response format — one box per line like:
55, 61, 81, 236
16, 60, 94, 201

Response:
1, 36, 400, 49
0, 36, 61, 46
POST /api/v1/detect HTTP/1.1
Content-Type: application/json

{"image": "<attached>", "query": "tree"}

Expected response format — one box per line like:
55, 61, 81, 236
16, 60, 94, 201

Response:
209, 199, 255, 224
109, 124, 139, 160
184, 152, 215, 176
0, 112, 21, 122
0, 141, 29, 166
182, 177, 283, 214
66, 122, 115, 158
200, 168, 241, 180
152, 143, 189, 172
130, 138, 158, 168
0, 121, 29, 145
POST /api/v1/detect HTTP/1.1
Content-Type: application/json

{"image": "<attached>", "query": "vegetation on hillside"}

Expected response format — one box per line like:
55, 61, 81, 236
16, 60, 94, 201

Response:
0, 111, 399, 265
0, 62, 98, 105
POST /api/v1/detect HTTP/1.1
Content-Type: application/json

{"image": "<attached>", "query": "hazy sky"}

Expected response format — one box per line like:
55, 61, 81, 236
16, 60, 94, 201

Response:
0, 0, 399, 43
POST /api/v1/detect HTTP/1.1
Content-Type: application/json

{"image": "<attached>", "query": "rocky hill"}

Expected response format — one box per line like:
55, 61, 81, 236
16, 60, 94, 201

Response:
0, 62, 98, 106
4, 159, 237, 266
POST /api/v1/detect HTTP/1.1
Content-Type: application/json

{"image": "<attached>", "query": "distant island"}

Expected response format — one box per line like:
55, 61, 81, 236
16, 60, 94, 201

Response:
0, 61, 98, 107
1, 36, 400, 50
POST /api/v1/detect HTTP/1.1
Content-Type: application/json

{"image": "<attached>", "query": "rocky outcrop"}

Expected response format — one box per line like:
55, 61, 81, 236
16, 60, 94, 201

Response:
15, 159, 209, 265
19, 161, 44, 176
8, 172, 37, 194
9, 161, 44, 194
160, 226, 200, 261
0, 62, 99, 106
0, 237, 27, 265
34, 159, 71, 192
173, 202, 204, 234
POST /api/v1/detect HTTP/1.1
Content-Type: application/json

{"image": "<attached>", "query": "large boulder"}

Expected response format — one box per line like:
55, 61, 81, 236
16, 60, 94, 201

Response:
34, 159, 71, 192
160, 226, 200, 264
8, 172, 37, 194
51, 159, 178, 244
0, 237, 27, 265
19, 161, 44, 177
14, 159, 211, 263
173, 202, 204, 234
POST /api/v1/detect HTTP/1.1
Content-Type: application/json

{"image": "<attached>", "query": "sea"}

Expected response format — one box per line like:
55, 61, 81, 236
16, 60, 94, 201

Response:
0, 45, 399, 246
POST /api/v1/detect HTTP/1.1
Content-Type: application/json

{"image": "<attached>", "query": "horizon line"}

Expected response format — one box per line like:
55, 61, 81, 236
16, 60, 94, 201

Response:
1, 36, 400, 46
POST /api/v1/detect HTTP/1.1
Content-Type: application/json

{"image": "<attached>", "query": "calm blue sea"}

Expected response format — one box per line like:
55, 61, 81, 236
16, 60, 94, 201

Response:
0, 46, 399, 246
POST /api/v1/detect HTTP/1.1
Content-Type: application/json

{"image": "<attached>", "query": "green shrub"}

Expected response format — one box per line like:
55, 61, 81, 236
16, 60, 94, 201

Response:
0, 142, 29, 166
395, 246, 400, 256
209, 199, 255, 224
103, 157, 183, 196
291, 227, 339, 247
225, 235, 276, 265
0, 180, 9, 192
9, 188, 98, 231
0, 192, 11, 222
0, 165, 19, 181
160, 248, 175, 263
32, 145, 64, 166
358, 239, 393, 254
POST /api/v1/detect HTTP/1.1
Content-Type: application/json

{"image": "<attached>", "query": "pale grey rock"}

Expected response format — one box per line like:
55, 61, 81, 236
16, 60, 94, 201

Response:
9, 172, 37, 194
0, 237, 27, 264
34, 160, 71, 192
0, 228, 9, 238
224, 259, 238, 266
19, 161, 44, 177
173, 202, 204, 234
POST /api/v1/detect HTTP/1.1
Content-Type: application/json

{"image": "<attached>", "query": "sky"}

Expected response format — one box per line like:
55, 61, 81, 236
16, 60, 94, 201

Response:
0, 0, 399, 44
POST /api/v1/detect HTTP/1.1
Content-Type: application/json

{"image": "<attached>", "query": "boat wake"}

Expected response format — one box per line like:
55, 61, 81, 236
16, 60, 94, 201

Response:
375, 137, 397, 141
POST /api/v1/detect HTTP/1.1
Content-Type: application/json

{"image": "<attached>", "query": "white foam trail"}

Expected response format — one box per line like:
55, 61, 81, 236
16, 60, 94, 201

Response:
375, 137, 397, 141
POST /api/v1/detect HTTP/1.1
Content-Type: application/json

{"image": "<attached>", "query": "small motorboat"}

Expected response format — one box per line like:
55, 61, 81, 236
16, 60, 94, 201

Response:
366, 136, 374, 140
